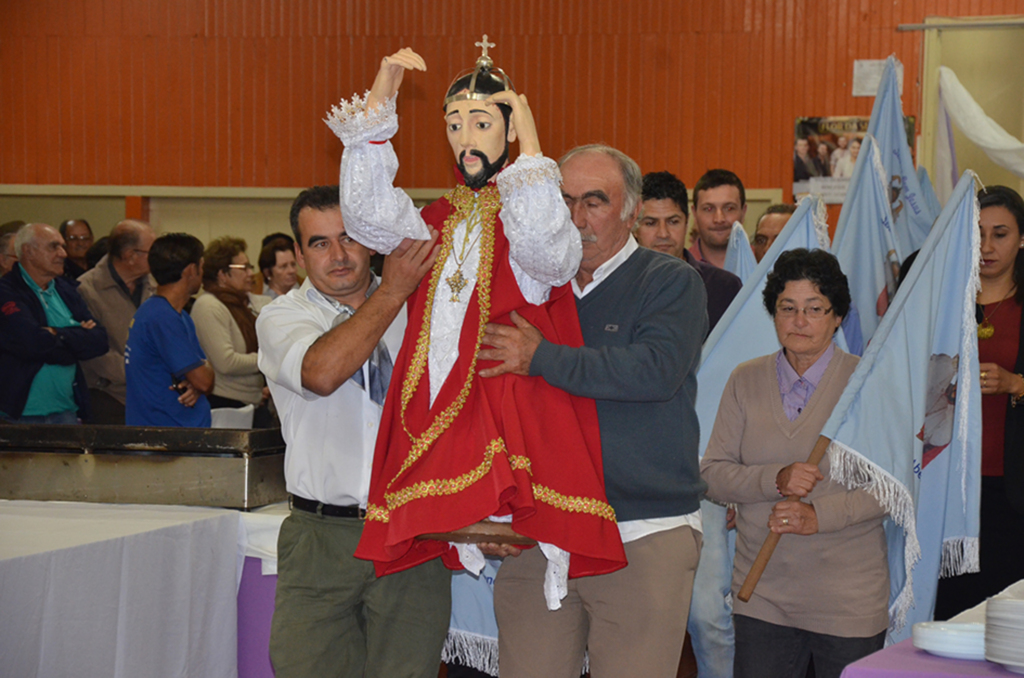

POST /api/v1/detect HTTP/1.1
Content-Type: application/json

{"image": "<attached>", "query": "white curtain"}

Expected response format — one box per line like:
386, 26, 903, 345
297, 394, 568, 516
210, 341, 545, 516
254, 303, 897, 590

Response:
934, 87, 959, 205
938, 66, 1024, 185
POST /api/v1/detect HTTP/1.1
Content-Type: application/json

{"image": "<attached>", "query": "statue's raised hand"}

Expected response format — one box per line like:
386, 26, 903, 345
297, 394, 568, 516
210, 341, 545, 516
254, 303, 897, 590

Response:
486, 90, 541, 157
366, 48, 426, 112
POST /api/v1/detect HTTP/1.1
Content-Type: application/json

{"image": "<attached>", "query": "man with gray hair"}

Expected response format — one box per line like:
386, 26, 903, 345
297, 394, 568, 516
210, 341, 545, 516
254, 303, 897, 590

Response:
78, 220, 158, 423
480, 144, 708, 677
0, 223, 108, 424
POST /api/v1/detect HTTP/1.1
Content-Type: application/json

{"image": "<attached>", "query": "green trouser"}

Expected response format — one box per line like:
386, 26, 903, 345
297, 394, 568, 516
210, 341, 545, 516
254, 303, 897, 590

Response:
269, 509, 452, 678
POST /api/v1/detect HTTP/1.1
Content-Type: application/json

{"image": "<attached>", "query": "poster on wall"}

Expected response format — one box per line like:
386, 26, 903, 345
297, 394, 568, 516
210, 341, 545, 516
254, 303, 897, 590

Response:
793, 116, 915, 204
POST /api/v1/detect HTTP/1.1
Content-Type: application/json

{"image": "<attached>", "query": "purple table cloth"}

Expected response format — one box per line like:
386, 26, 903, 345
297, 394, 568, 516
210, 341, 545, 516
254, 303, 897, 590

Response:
237, 556, 277, 678
841, 639, 1017, 677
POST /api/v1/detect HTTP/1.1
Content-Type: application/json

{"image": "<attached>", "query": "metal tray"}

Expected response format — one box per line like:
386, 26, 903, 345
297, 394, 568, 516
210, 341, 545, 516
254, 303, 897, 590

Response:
0, 424, 286, 509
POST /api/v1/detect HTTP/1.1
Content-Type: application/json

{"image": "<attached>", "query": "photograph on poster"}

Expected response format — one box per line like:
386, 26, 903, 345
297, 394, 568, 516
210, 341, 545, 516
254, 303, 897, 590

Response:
793, 116, 914, 204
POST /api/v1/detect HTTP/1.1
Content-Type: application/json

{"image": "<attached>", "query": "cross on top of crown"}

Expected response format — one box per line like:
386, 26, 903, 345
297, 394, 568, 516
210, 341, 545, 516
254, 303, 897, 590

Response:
476, 35, 495, 58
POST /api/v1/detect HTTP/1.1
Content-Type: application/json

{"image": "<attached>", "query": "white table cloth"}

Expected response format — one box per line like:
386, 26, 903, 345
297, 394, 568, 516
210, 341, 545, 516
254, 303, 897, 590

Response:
0, 500, 240, 678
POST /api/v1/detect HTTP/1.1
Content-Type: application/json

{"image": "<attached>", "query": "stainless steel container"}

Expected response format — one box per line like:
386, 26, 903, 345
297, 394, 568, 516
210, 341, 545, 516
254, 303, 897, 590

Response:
0, 425, 286, 509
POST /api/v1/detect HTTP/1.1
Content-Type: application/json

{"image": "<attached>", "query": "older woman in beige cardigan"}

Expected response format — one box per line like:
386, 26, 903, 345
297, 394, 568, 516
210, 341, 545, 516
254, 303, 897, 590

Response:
191, 236, 274, 427
701, 249, 889, 678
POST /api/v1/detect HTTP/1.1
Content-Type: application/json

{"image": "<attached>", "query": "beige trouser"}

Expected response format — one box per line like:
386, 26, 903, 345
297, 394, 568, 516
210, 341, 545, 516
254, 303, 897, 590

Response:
494, 525, 702, 678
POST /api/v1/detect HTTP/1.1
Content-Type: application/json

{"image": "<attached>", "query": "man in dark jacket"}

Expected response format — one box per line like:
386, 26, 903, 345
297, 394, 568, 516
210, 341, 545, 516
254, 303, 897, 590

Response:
0, 224, 108, 424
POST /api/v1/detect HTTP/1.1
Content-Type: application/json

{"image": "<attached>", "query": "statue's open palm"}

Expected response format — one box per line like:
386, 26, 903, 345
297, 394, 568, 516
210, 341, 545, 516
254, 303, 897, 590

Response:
367, 48, 425, 112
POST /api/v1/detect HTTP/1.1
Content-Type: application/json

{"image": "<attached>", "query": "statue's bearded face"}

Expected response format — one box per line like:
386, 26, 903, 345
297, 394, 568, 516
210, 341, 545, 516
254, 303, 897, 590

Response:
444, 98, 514, 189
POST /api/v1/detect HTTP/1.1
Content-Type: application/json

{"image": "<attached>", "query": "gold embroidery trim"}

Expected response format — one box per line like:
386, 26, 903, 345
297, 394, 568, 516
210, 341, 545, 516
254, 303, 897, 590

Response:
364, 504, 390, 523
382, 438, 506, 512
508, 455, 532, 474
532, 484, 618, 523
366, 439, 617, 526
391, 184, 502, 490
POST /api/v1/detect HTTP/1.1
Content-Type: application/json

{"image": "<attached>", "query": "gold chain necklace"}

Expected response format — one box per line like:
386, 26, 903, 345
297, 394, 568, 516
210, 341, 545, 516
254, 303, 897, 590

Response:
445, 191, 489, 302
978, 295, 1012, 340
390, 184, 499, 485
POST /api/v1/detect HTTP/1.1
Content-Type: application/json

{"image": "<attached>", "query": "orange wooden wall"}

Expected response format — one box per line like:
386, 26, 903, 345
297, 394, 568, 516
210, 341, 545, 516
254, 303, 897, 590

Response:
2, 0, 1023, 194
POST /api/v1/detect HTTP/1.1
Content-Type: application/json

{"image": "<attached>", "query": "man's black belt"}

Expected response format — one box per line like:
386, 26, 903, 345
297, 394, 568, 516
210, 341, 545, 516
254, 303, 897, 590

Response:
290, 494, 366, 519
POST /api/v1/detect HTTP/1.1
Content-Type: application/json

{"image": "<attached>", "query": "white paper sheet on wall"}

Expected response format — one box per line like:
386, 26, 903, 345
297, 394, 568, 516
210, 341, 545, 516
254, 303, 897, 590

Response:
853, 59, 904, 97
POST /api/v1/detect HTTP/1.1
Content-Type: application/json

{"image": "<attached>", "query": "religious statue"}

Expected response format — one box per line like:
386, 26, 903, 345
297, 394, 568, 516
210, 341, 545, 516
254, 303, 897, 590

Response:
325, 38, 627, 592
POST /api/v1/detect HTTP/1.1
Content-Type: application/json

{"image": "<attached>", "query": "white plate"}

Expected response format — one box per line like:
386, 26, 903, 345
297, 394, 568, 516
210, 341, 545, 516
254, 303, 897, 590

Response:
913, 621, 985, 639
913, 623, 986, 661
913, 622, 987, 661
993, 660, 1024, 675
986, 623, 1024, 662
919, 644, 987, 661
987, 646, 1024, 664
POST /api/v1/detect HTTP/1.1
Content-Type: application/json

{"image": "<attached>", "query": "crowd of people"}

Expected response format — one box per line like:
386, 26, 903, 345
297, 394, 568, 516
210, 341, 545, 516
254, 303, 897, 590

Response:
2, 42, 1022, 678
0, 218, 302, 429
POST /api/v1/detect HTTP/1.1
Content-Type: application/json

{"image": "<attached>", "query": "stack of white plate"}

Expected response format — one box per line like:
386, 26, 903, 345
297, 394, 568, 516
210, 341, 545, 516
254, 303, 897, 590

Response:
912, 621, 986, 661
986, 598, 1024, 674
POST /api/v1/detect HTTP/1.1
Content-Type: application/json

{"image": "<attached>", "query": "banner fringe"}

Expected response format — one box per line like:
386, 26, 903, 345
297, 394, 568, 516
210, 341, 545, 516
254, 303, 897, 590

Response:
442, 631, 590, 676
940, 536, 980, 577
442, 631, 499, 677
810, 195, 831, 250
828, 439, 921, 634
956, 178, 982, 507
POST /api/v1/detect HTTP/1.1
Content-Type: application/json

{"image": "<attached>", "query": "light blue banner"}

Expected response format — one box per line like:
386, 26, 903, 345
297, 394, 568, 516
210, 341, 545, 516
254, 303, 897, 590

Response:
724, 221, 757, 283
832, 135, 902, 346
865, 55, 939, 255
822, 172, 981, 639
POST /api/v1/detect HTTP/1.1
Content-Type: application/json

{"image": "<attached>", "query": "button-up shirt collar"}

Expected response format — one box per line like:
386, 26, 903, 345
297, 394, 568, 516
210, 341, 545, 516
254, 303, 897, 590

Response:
572, 236, 638, 299
776, 343, 834, 421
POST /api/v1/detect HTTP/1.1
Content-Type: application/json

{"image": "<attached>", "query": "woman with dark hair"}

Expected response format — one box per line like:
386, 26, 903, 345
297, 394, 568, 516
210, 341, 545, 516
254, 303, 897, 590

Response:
935, 185, 1024, 618
258, 239, 299, 300
190, 236, 275, 427
702, 248, 889, 678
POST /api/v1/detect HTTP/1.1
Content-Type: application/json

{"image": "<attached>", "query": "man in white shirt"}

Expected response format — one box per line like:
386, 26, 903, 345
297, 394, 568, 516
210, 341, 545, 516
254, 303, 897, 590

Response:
256, 185, 445, 678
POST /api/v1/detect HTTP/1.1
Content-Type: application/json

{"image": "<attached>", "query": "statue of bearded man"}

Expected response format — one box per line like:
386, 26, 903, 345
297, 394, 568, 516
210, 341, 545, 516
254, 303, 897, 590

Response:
326, 42, 626, 599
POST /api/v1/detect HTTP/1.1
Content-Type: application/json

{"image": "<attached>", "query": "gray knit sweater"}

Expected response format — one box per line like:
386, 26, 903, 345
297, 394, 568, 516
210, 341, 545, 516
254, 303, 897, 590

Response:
530, 247, 708, 522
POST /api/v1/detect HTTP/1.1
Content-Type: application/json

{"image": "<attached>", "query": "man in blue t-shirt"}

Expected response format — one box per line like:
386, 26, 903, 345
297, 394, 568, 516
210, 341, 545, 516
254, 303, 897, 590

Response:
125, 233, 215, 427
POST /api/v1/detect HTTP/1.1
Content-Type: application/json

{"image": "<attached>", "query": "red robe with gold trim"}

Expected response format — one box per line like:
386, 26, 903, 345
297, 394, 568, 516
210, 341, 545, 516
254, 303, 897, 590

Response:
354, 183, 627, 579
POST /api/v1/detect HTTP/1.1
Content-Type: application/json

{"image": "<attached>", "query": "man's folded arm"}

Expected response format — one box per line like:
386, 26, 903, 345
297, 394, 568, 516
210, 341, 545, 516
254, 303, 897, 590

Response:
181, 361, 215, 394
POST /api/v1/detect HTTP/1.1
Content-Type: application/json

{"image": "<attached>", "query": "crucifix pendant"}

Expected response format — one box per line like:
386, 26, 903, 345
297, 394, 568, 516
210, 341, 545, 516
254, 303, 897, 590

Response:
446, 268, 468, 302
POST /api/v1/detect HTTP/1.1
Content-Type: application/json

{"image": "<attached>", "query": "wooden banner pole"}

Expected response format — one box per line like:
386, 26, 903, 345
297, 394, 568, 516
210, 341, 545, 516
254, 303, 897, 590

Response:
737, 434, 833, 603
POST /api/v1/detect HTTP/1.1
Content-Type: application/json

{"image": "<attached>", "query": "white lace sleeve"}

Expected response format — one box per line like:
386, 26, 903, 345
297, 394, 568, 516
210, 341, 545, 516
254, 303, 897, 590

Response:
326, 92, 431, 254
497, 155, 582, 305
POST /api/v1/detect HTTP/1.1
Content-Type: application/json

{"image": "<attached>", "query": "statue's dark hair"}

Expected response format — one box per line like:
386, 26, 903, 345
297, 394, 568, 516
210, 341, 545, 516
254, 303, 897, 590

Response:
445, 70, 512, 130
